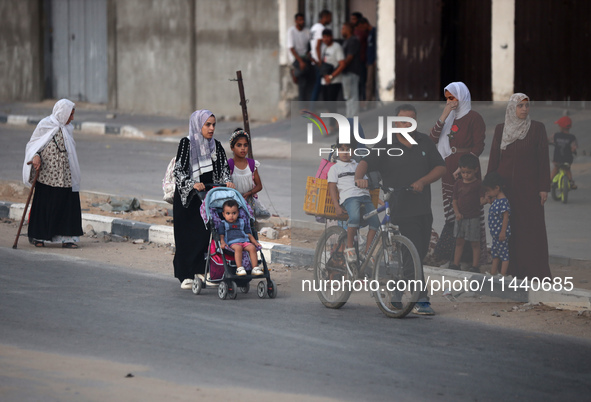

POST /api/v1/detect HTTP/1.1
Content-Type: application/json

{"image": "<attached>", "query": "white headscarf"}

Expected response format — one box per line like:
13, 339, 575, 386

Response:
500, 93, 531, 150
438, 82, 472, 159
22, 99, 81, 191
188, 109, 216, 179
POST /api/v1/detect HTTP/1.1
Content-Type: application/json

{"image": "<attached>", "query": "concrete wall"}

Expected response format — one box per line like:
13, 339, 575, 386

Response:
491, 0, 514, 101
376, 0, 395, 101
114, 0, 194, 116
0, 0, 43, 102
195, 0, 280, 121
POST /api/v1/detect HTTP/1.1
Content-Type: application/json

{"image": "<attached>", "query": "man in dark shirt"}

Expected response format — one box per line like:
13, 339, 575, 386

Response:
355, 104, 446, 315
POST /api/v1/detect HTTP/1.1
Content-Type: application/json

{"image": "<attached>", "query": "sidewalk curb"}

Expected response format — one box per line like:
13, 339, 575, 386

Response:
2, 200, 589, 310
0, 114, 145, 138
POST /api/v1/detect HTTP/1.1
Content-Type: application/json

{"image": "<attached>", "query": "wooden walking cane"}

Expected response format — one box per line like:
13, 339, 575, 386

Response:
236, 70, 253, 159
13, 162, 40, 249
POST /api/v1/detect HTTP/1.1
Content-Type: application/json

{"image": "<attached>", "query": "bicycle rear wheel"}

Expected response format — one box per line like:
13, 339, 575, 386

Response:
313, 225, 352, 309
560, 174, 569, 203
372, 232, 422, 318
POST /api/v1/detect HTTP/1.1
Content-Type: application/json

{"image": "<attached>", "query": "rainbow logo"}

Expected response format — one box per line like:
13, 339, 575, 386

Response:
301, 110, 328, 136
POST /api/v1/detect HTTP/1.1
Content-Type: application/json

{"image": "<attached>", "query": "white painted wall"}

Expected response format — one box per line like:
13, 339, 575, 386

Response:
376, 0, 395, 101
491, 0, 515, 101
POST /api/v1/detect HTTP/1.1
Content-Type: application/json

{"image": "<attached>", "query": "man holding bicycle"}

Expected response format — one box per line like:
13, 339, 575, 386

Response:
355, 104, 446, 315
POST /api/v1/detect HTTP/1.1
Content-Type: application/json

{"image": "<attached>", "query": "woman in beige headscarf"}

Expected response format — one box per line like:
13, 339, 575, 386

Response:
23, 99, 83, 248
487, 93, 552, 279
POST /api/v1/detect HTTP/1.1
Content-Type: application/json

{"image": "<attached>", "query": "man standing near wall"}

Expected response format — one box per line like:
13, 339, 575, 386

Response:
339, 22, 362, 118
309, 9, 332, 103
287, 13, 312, 102
358, 17, 377, 106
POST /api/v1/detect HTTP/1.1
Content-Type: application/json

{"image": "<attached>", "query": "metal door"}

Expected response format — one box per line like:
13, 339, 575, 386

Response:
49, 0, 108, 103
395, 0, 442, 100
515, 0, 591, 101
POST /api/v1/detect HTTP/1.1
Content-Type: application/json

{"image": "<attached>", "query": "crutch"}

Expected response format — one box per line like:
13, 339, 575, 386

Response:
12, 162, 40, 249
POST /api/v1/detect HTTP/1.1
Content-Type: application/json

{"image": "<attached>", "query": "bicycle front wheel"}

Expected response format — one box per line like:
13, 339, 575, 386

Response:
372, 232, 422, 318
560, 174, 569, 203
313, 225, 352, 309
551, 178, 561, 201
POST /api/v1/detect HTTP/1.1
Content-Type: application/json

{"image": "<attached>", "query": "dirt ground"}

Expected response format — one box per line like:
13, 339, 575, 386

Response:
0, 180, 293, 245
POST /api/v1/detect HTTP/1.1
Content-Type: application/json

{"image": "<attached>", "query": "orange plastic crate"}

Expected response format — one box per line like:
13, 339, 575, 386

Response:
303, 176, 379, 219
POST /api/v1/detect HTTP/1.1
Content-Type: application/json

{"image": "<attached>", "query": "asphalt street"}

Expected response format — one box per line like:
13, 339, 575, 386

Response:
1, 105, 590, 260
1, 247, 590, 400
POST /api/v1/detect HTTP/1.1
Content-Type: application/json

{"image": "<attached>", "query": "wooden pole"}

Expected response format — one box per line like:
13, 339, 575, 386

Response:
236, 70, 253, 159
13, 163, 39, 249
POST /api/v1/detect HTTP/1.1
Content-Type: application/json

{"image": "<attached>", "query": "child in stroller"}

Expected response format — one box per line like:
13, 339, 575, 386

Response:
197, 186, 277, 299
219, 199, 263, 276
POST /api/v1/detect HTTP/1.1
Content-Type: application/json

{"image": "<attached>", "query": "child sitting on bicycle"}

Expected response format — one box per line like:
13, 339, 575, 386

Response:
482, 172, 511, 279
449, 154, 486, 273
549, 116, 578, 189
327, 141, 380, 264
218, 199, 263, 276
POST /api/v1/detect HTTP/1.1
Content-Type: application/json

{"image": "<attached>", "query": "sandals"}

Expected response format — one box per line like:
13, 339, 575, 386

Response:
62, 242, 79, 249
34, 240, 45, 248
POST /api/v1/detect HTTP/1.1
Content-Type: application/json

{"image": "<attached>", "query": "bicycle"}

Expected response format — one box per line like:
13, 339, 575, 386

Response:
313, 187, 423, 318
551, 163, 571, 204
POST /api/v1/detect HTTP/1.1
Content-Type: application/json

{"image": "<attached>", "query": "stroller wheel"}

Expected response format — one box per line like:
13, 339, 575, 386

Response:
257, 281, 267, 299
218, 281, 228, 300
267, 280, 277, 299
240, 282, 250, 294
228, 281, 238, 299
192, 277, 203, 295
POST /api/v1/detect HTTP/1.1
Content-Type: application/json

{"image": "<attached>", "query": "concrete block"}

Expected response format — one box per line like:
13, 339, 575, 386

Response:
82, 214, 114, 234
0, 201, 12, 218
121, 125, 145, 138
9, 203, 25, 220
149, 224, 174, 245
112, 219, 151, 241
270, 244, 314, 267
7, 115, 29, 125
80, 122, 106, 134
105, 125, 121, 134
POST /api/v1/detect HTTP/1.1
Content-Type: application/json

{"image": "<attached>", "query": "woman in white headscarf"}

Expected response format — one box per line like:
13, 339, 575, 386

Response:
430, 82, 487, 267
173, 109, 234, 290
487, 93, 551, 279
23, 99, 83, 248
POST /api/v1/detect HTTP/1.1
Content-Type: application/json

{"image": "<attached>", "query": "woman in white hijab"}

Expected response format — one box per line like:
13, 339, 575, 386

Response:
487, 93, 551, 280
23, 99, 83, 248
429, 82, 487, 268
173, 109, 234, 290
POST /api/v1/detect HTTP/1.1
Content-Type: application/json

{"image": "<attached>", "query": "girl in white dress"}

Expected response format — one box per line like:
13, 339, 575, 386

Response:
228, 129, 264, 213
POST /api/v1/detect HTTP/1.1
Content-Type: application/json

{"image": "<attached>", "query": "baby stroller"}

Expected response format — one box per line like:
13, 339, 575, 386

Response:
194, 186, 277, 300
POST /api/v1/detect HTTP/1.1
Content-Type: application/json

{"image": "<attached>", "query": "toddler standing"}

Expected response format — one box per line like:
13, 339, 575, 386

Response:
450, 154, 485, 272
482, 172, 511, 279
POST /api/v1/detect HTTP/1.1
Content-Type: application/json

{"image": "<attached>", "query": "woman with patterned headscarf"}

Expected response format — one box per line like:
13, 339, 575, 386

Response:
487, 93, 552, 279
23, 99, 83, 248
173, 110, 234, 290
430, 82, 487, 268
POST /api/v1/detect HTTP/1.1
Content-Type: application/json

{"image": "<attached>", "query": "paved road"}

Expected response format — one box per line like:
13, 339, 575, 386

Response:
1, 119, 590, 260
1, 247, 590, 400
0, 125, 292, 218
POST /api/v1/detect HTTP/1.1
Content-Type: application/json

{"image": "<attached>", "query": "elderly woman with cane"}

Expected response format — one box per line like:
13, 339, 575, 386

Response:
22, 99, 83, 248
